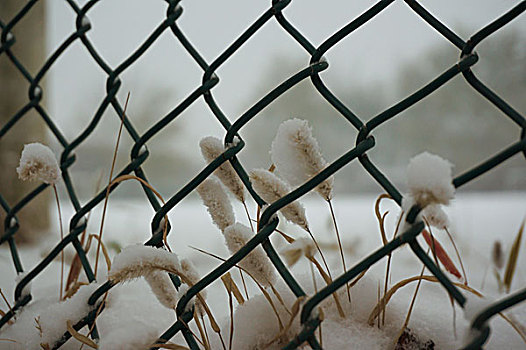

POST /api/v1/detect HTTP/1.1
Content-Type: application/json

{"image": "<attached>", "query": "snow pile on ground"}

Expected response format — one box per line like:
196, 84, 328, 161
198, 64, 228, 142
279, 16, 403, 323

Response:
0, 283, 100, 349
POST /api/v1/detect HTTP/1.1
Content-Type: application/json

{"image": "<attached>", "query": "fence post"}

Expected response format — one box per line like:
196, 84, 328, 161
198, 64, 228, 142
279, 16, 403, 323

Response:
0, 0, 50, 244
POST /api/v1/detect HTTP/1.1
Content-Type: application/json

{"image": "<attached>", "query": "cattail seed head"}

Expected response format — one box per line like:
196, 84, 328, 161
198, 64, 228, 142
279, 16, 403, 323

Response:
271, 118, 333, 200
223, 223, 276, 287
199, 136, 245, 202
17, 142, 61, 184
197, 178, 235, 232
492, 241, 504, 270
249, 168, 309, 231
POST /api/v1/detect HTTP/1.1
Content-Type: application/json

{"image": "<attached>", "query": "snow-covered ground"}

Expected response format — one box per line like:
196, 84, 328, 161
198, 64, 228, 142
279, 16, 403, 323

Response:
0, 191, 525, 349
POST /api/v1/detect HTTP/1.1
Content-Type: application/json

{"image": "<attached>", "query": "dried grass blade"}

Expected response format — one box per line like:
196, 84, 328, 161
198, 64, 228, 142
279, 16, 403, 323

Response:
66, 320, 98, 349
308, 256, 345, 318
63, 282, 88, 299
194, 313, 210, 350
149, 342, 191, 349
0, 338, 17, 343
88, 234, 112, 272
190, 246, 284, 330
95, 92, 130, 279
269, 283, 291, 315
504, 220, 524, 293
368, 274, 526, 344
221, 272, 245, 305
66, 172, 104, 292
264, 296, 305, 348
422, 229, 461, 279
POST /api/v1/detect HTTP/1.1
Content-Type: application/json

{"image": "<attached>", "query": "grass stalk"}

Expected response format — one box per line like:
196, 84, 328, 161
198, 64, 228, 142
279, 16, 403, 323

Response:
94, 92, 130, 279
52, 185, 64, 300
328, 199, 350, 303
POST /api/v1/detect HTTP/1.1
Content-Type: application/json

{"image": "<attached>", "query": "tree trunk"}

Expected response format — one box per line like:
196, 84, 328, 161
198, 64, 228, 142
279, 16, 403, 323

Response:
0, 0, 50, 245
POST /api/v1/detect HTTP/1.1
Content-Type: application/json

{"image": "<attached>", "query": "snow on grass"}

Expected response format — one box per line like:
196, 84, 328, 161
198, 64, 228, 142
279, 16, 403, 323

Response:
108, 244, 181, 283
224, 223, 276, 287
271, 118, 333, 200
250, 168, 309, 231
16, 142, 61, 184
1, 193, 525, 349
0, 282, 100, 349
407, 152, 455, 207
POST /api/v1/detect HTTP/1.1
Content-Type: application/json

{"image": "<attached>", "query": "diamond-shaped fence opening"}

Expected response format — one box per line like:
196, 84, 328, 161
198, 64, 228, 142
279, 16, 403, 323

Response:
1, 1, 525, 349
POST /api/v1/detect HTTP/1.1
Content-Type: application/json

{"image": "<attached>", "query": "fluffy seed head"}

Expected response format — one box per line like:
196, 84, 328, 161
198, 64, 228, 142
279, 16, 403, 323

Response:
17, 142, 61, 184
280, 237, 316, 267
197, 178, 235, 232
144, 271, 178, 309
223, 223, 276, 287
492, 241, 504, 270
249, 168, 309, 231
109, 245, 181, 283
407, 152, 455, 207
199, 136, 245, 202
271, 118, 333, 200
181, 258, 207, 315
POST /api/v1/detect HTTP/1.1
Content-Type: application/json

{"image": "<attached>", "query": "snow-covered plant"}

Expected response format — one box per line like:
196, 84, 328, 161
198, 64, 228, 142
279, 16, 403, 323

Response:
223, 223, 276, 287
143, 271, 178, 309
271, 118, 333, 201
199, 136, 246, 203
16, 142, 61, 184
109, 245, 212, 321
197, 177, 235, 232
17, 142, 65, 300
280, 237, 316, 267
271, 119, 349, 300
249, 168, 309, 231
109, 245, 181, 309
109, 244, 182, 283
421, 203, 449, 229
406, 152, 455, 208
181, 258, 207, 315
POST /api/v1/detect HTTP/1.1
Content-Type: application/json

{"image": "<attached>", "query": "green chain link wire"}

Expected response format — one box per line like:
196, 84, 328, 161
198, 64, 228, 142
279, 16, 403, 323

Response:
1, 0, 525, 349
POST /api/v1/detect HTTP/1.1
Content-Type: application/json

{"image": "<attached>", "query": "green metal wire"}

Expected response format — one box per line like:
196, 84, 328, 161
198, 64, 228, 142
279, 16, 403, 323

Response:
0, 0, 525, 349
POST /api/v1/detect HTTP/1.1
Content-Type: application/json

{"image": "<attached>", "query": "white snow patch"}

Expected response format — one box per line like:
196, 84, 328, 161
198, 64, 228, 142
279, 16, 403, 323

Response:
407, 152, 455, 206
0, 282, 100, 349
16, 142, 61, 184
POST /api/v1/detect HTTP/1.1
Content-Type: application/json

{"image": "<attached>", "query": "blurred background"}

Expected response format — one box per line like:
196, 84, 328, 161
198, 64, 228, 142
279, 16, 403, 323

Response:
2, 0, 525, 203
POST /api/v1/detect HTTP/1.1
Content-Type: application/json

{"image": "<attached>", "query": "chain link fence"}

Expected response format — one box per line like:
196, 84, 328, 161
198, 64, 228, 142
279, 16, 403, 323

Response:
1, 0, 525, 349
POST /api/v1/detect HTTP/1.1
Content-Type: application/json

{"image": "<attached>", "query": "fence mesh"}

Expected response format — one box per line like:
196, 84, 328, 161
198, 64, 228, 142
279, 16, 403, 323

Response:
1, 0, 525, 349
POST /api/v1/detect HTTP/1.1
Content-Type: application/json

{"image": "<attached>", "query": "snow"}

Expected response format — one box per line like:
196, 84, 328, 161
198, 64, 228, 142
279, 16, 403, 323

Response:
14, 272, 31, 299
422, 204, 450, 229
0, 192, 525, 349
16, 142, 61, 184
108, 244, 181, 283
406, 152, 455, 207
463, 295, 495, 323
271, 118, 334, 201
0, 282, 100, 349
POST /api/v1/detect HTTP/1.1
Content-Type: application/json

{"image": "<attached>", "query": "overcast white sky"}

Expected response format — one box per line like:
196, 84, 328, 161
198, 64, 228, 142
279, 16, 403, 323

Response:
45, 0, 524, 152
